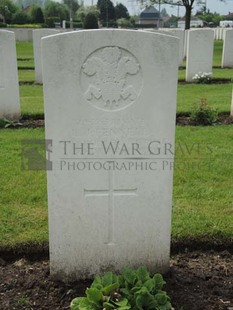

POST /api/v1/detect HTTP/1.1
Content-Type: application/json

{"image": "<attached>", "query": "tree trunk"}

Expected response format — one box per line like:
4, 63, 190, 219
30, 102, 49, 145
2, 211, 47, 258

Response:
185, 5, 192, 29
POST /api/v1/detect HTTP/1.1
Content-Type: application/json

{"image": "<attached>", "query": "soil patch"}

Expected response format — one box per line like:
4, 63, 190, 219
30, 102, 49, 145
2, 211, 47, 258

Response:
178, 78, 232, 85
176, 113, 233, 126
1, 114, 233, 130
0, 251, 232, 310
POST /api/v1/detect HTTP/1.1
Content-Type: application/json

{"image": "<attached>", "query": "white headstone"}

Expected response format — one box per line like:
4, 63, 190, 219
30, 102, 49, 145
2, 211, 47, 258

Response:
186, 29, 214, 82
221, 29, 233, 68
42, 29, 179, 281
219, 27, 224, 40
183, 29, 188, 58
144, 29, 184, 67
33, 29, 59, 83
0, 30, 20, 119
62, 20, 66, 29
162, 29, 184, 66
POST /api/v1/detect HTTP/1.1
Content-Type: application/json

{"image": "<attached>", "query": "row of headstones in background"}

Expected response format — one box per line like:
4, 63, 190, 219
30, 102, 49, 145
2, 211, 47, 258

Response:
33, 29, 60, 83
214, 27, 225, 40
41, 29, 179, 281
0, 30, 20, 119
148, 29, 184, 67
3, 26, 228, 42
182, 28, 233, 77
222, 29, 233, 68
186, 29, 214, 82
34, 27, 233, 84
6, 27, 74, 42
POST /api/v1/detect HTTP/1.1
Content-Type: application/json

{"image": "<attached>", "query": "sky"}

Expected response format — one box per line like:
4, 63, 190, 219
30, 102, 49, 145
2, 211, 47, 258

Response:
82, 0, 233, 16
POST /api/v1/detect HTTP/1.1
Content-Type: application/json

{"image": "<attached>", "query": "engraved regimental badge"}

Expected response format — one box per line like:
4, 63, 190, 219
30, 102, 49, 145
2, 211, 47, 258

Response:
81, 46, 142, 111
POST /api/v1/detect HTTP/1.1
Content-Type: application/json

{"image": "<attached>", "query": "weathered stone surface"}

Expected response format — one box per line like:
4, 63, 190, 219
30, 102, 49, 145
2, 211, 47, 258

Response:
186, 29, 214, 82
42, 29, 179, 281
222, 29, 233, 68
0, 30, 20, 119
33, 29, 59, 83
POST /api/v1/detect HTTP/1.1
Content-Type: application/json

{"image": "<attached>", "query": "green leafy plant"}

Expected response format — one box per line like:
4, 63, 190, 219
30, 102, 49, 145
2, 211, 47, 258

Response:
191, 98, 218, 125
0, 118, 22, 128
70, 267, 172, 310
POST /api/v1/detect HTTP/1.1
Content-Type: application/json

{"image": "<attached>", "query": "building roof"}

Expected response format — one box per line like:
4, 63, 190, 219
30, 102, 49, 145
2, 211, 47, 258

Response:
140, 6, 161, 20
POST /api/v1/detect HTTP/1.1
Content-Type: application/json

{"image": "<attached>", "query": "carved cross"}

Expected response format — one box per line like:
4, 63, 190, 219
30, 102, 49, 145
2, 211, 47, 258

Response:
84, 170, 137, 245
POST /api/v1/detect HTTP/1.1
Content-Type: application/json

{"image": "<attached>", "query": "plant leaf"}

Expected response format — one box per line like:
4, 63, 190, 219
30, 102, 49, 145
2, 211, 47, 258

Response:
155, 292, 168, 305
136, 293, 157, 310
102, 272, 114, 287
70, 297, 96, 310
102, 282, 119, 295
91, 275, 103, 289
103, 301, 116, 309
153, 274, 166, 291
136, 266, 150, 283
122, 267, 137, 286
86, 288, 103, 306
143, 279, 155, 293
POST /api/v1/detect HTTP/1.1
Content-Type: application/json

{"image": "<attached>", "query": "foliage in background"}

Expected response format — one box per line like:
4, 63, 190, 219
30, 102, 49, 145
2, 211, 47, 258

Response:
117, 17, 133, 28
12, 10, 30, 24
84, 11, 99, 29
9, 23, 43, 27
141, 0, 225, 29
191, 98, 218, 125
76, 5, 99, 25
0, 0, 19, 23
196, 8, 223, 27
115, 3, 129, 20
44, 16, 60, 27
97, 0, 116, 25
29, 4, 44, 23
71, 267, 172, 310
44, 1, 69, 22
62, 0, 79, 19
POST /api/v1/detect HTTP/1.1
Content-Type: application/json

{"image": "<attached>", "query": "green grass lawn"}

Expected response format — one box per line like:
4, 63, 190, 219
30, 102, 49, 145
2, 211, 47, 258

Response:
18, 82, 232, 117
0, 129, 47, 247
0, 127, 232, 248
173, 126, 233, 241
16, 42, 33, 60
18, 59, 34, 69
177, 83, 232, 113
213, 40, 223, 67
20, 85, 44, 116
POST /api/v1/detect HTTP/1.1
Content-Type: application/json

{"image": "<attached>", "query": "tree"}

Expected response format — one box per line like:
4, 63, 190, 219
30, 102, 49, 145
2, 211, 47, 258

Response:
164, 14, 178, 27
117, 17, 132, 27
196, 9, 223, 26
44, 1, 69, 21
84, 11, 99, 28
34, 7, 44, 23
0, 0, 18, 23
12, 11, 30, 24
30, 4, 44, 23
97, 0, 116, 26
115, 3, 129, 19
62, 0, 79, 19
160, 7, 169, 18
76, 5, 99, 24
146, 0, 224, 29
